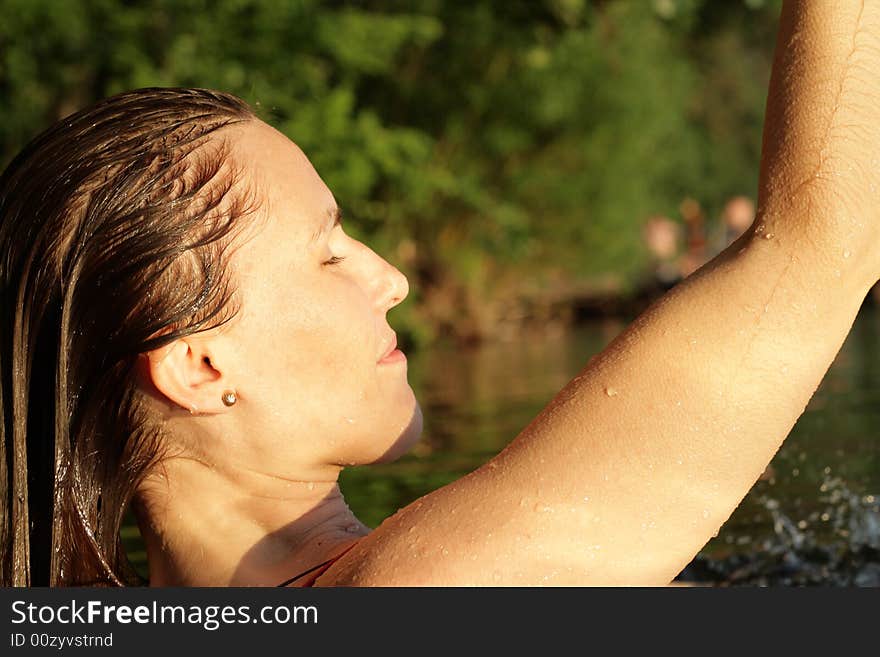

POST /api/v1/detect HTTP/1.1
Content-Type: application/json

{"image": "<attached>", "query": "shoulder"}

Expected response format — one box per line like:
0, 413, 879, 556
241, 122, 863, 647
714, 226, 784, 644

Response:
311, 481, 541, 586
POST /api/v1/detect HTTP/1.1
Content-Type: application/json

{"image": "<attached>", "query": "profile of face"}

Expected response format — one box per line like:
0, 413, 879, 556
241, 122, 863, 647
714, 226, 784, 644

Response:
145, 120, 423, 475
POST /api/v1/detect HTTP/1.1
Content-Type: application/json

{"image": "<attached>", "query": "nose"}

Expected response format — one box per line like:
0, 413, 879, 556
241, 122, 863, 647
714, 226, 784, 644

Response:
376, 258, 409, 311
359, 242, 409, 311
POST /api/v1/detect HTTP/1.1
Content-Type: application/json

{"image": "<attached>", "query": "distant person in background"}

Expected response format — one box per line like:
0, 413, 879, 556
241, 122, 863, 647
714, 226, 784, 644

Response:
643, 215, 683, 291
678, 197, 708, 278
712, 195, 756, 255
722, 196, 756, 246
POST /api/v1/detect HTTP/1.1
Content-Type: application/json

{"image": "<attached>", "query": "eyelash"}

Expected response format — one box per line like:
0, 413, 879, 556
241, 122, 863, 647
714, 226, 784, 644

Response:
323, 255, 347, 266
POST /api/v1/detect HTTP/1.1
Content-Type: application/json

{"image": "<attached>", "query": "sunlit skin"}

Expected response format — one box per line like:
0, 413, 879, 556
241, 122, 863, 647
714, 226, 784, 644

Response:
135, 1, 880, 585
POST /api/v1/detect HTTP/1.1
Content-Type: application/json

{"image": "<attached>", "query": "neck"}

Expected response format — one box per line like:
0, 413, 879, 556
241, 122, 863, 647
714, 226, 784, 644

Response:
133, 456, 369, 586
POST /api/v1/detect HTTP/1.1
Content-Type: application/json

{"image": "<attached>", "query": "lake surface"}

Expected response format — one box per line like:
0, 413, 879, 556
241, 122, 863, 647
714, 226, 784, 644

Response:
125, 303, 880, 585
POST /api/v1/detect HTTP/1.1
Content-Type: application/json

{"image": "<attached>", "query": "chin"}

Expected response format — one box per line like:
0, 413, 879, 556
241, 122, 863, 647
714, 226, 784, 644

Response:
372, 401, 424, 464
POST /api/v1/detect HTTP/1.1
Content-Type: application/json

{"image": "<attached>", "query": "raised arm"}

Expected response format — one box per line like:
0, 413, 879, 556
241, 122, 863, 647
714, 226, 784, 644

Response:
324, 1, 880, 585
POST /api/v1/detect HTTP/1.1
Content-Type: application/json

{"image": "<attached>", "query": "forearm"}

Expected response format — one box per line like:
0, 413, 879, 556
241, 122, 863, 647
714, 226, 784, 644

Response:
760, 0, 880, 266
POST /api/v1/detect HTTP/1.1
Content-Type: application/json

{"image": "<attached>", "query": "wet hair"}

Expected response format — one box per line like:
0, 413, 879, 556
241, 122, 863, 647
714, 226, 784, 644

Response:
0, 87, 258, 586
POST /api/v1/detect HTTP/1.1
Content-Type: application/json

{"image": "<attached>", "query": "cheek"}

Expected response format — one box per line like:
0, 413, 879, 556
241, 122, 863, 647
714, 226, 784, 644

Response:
238, 270, 388, 424
274, 283, 376, 384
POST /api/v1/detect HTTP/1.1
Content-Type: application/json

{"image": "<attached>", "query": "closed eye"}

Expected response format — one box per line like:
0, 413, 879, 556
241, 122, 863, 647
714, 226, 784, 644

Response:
323, 255, 347, 266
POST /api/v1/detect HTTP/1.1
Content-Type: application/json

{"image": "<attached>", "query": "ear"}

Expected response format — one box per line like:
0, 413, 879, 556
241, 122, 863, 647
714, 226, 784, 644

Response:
141, 338, 234, 414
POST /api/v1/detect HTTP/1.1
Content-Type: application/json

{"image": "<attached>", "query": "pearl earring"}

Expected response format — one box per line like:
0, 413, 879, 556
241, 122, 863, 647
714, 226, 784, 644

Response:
221, 390, 237, 407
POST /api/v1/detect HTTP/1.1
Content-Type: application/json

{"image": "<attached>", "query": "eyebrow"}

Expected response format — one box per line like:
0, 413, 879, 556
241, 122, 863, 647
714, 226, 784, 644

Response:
309, 206, 342, 245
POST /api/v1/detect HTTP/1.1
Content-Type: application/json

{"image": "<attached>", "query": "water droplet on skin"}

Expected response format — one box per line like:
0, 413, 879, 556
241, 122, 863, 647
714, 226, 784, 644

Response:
843, 249, 851, 259
346, 417, 355, 424
604, 386, 618, 397
834, 269, 841, 278
763, 232, 774, 240
702, 509, 710, 519
307, 482, 315, 491
582, 496, 589, 503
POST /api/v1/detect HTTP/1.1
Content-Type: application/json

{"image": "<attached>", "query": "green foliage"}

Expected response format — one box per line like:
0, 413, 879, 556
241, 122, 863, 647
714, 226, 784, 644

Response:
0, 0, 782, 343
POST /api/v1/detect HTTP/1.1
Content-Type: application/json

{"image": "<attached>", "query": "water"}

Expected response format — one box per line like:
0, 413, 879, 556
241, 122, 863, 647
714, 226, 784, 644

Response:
341, 303, 880, 586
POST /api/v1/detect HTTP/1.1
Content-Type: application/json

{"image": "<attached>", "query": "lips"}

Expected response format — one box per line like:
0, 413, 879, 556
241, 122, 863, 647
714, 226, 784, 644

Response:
378, 332, 398, 362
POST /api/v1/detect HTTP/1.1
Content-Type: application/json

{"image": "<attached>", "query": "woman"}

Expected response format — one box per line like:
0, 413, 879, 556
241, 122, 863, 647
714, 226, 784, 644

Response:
2, 1, 879, 586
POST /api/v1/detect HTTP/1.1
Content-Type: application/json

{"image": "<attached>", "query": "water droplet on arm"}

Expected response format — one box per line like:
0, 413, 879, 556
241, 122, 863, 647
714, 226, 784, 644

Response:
604, 386, 618, 397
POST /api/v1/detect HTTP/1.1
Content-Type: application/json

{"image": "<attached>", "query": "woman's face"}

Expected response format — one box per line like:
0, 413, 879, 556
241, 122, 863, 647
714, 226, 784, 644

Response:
215, 120, 422, 469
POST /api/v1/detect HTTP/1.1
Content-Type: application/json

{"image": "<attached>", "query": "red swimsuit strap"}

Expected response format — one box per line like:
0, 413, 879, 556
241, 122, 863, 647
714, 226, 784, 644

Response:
276, 541, 359, 587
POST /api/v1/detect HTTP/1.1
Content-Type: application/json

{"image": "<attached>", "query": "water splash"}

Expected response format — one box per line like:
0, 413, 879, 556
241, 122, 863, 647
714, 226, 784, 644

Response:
676, 477, 880, 586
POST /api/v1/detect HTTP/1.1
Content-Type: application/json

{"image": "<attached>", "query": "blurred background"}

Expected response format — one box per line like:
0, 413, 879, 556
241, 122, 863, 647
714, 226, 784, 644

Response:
0, 0, 778, 344
3, 0, 879, 585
